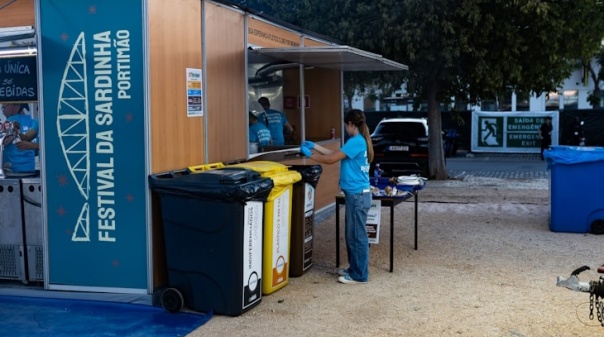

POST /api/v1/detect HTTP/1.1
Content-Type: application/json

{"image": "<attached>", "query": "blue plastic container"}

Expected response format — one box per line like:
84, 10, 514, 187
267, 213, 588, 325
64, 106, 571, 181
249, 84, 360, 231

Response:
544, 146, 604, 234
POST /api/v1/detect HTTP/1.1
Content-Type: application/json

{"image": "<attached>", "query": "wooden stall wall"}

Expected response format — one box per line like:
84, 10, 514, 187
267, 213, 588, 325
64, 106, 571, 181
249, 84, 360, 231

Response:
149, 0, 203, 173
204, 2, 247, 164
247, 17, 301, 48
304, 68, 342, 139
0, 0, 34, 27
283, 68, 342, 141
303, 37, 329, 47
148, 0, 203, 289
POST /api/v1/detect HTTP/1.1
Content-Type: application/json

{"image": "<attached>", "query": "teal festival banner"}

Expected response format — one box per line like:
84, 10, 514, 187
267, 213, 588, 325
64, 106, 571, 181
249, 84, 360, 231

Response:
39, 0, 148, 291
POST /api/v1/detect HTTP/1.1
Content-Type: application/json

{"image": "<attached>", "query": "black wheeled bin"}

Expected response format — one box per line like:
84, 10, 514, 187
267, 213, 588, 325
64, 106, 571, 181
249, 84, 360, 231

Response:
149, 168, 273, 316
288, 165, 322, 277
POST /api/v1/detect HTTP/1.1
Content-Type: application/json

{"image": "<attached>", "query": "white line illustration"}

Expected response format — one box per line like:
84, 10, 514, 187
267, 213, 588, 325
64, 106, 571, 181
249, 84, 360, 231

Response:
57, 32, 91, 242
71, 203, 90, 242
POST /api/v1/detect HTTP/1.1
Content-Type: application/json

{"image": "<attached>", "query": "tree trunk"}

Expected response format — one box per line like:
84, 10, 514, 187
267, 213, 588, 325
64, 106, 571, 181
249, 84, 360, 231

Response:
427, 90, 448, 180
587, 63, 602, 109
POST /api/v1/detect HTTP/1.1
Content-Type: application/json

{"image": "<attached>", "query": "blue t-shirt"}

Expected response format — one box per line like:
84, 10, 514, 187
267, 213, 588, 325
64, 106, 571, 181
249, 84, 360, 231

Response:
3, 114, 38, 172
249, 122, 272, 146
339, 134, 370, 194
261, 109, 288, 146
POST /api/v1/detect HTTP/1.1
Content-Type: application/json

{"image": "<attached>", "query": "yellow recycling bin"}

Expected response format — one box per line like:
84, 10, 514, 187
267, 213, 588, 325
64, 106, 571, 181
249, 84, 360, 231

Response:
230, 161, 301, 295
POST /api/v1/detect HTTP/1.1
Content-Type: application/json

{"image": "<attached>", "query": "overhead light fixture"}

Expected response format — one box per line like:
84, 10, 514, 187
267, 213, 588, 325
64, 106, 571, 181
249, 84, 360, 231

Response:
0, 46, 37, 58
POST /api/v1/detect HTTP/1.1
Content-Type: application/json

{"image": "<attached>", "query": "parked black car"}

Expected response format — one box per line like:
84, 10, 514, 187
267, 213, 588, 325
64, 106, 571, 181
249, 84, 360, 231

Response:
370, 118, 430, 178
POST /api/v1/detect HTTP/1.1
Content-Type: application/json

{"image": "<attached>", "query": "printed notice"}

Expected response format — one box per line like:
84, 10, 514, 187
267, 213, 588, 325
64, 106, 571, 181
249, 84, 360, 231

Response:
186, 68, 203, 117
366, 199, 381, 244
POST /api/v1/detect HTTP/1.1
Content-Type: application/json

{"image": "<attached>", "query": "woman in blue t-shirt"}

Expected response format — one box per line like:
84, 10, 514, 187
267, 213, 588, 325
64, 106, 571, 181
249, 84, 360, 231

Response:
299, 109, 374, 284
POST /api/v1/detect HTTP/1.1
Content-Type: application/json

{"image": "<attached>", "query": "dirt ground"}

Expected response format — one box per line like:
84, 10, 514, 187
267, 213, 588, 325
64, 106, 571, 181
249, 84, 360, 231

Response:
190, 176, 604, 337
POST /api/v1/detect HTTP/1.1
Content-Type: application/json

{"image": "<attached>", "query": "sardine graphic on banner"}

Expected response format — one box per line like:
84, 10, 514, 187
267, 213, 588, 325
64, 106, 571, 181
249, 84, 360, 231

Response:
57, 32, 91, 241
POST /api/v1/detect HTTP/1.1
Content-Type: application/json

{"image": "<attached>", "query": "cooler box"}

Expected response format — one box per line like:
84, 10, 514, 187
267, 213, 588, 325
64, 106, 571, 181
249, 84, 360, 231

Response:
544, 146, 604, 234
149, 167, 273, 316
288, 165, 322, 277
230, 161, 301, 294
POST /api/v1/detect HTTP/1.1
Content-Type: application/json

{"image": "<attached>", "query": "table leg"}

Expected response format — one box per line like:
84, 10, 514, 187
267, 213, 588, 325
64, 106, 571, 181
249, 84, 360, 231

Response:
389, 202, 394, 273
414, 191, 418, 250
335, 201, 340, 268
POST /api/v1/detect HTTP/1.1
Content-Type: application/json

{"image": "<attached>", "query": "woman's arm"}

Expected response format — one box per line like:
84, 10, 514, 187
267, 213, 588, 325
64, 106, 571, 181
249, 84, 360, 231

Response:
307, 148, 346, 165
313, 143, 335, 155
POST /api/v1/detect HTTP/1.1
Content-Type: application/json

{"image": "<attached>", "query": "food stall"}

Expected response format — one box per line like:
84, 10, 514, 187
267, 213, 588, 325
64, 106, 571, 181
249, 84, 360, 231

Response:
0, 0, 406, 304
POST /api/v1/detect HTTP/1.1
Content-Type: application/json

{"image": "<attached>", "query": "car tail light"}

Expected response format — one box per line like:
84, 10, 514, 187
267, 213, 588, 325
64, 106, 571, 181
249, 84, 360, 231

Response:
410, 153, 428, 158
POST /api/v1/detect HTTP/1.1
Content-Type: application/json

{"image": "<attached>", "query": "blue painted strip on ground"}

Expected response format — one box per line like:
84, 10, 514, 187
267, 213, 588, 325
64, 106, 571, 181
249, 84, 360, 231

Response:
0, 295, 212, 337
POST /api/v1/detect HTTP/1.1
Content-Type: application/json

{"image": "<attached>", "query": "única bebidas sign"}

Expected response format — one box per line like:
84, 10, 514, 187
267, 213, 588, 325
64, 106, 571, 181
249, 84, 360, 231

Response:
0, 56, 38, 102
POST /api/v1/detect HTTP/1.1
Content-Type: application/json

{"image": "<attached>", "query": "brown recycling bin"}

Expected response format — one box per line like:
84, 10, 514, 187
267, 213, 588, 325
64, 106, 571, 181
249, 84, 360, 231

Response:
289, 165, 322, 277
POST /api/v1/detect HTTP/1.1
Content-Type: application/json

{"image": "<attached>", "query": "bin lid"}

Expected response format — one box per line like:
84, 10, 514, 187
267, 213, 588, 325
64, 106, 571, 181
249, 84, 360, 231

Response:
149, 167, 274, 202
230, 161, 302, 186
289, 164, 323, 187
544, 146, 604, 165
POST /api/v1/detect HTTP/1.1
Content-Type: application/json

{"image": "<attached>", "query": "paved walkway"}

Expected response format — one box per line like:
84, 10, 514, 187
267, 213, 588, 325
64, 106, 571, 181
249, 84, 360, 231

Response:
447, 169, 549, 179
446, 151, 550, 179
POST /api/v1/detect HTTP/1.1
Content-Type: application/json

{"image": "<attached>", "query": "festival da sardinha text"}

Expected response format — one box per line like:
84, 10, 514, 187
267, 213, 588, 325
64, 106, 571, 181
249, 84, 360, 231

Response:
93, 30, 132, 243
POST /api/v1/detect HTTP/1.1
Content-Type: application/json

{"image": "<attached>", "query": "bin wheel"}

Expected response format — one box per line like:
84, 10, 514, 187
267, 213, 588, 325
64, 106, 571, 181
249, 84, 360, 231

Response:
161, 288, 184, 313
591, 220, 604, 235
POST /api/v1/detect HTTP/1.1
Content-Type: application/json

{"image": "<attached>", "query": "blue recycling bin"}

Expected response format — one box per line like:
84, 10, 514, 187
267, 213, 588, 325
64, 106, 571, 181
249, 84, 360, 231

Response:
544, 146, 604, 234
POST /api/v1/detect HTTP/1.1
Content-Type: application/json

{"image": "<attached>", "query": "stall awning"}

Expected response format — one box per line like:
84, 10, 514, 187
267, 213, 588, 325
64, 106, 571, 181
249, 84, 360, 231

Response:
251, 45, 408, 72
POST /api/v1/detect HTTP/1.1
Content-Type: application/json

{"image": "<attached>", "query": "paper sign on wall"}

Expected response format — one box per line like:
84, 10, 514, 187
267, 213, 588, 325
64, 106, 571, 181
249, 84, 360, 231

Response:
366, 199, 381, 244
186, 68, 203, 117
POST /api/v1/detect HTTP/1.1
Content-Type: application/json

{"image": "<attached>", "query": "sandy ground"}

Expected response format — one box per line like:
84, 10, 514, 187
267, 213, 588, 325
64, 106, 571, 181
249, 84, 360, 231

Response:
189, 176, 604, 337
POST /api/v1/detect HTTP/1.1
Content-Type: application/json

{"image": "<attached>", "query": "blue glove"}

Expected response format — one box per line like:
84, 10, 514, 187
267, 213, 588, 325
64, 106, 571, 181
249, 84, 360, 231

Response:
301, 140, 315, 149
300, 145, 312, 158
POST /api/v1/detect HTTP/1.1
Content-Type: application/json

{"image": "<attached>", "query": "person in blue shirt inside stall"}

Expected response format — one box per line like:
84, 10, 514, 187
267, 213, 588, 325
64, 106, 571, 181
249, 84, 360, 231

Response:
249, 111, 272, 147
1, 103, 39, 173
257, 97, 293, 146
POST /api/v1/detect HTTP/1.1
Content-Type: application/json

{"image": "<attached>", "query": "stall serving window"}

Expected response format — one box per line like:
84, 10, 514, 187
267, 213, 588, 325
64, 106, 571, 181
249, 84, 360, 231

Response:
246, 45, 408, 157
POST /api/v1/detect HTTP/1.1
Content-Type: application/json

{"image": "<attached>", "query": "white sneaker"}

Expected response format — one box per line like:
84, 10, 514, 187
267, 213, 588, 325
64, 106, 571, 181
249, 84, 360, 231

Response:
336, 268, 349, 276
338, 275, 367, 284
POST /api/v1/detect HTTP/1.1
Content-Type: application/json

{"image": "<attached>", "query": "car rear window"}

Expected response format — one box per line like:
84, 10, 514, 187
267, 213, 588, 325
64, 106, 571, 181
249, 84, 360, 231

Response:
375, 122, 426, 137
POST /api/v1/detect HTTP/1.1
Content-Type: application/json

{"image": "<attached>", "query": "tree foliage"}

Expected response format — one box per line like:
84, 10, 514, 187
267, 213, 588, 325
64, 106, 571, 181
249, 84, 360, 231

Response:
237, 0, 604, 179
585, 46, 604, 108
